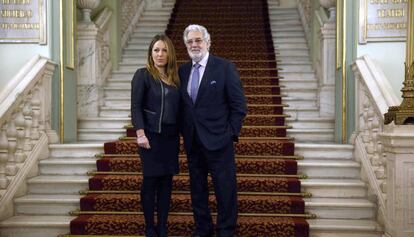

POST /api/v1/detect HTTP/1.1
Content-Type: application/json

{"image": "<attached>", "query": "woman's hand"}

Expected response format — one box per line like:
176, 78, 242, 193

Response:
137, 135, 151, 149
136, 129, 150, 149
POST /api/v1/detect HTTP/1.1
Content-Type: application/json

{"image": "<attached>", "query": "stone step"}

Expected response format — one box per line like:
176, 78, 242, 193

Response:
0, 215, 71, 237
270, 20, 302, 26
287, 117, 335, 129
278, 60, 311, 66
275, 43, 308, 50
129, 33, 165, 40
49, 144, 104, 158
78, 117, 130, 129
143, 11, 171, 16
288, 128, 335, 143
78, 128, 125, 141
127, 37, 161, 44
139, 15, 171, 21
274, 37, 307, 43
39, 158, 97, 175
285, 107, 320, 119
77, 116, 335, 131
276, 56, 310, 64
14, 194, 373, 220
103, 87, 131, 98
116, 64, 145, 72
269, 15, 300, 20
277, 49, 309, 57
281, 88, 318, 100
272, 26, 303, 32
0, 216, 382, 237
295, 143, 354, 160
118, 59, 147, 66
103, 97, 131, 107
268, 8, 298, 14
77, 126, 337, 142
132, 26, 167, 34
26, 174, 367, 198
51, 142, 353, 161
282, 97, 318, 110
280, 78, 318, 89
308, 219, 383, 237
122, 49, 147, 57
273, 31, 306, 38
136, 21, 170, 27
279, 64, 313, 72
107, 74, 139, 85
110, 71, 316, 81
278, 71, 316, 80
130, 30, 165, 38
39, 155, 359, 179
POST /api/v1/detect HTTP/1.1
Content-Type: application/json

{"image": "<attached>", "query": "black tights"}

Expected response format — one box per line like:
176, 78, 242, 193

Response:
141, 175, 173, 237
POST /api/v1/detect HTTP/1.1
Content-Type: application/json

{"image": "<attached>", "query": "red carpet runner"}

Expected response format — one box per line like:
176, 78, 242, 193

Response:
67, 0, 310, 236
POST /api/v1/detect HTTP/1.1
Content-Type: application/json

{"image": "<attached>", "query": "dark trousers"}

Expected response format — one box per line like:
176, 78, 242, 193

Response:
187, 134, 238, 237
141, 175, 173, 237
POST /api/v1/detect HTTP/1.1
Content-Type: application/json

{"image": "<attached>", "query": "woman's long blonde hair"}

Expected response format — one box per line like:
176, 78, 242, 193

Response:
146, 34, 180, 87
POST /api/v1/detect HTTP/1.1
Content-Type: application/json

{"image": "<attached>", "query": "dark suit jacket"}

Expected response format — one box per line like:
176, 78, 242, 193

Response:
179, 54, 247, 151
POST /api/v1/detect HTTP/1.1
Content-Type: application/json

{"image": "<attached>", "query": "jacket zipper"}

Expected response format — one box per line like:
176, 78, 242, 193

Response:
158, 79, 164, 133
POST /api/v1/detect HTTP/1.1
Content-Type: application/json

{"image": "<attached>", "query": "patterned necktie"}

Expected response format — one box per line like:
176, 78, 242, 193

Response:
190, 63, 201, 103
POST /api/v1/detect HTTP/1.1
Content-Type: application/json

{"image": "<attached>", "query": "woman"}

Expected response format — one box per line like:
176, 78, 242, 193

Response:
131, 34, 180, 237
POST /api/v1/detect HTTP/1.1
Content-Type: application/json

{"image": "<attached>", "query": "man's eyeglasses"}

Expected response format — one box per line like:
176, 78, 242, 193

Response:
186, 38, 204, 45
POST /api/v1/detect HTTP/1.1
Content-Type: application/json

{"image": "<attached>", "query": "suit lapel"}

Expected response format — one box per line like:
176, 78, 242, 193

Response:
181, 62, 193, 104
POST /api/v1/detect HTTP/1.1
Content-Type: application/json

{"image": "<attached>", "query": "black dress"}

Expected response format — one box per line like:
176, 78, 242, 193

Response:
138, 81, 180, 177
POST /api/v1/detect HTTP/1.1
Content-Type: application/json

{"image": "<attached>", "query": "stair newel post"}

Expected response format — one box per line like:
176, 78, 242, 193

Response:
14, 109, 26, 163
22, 96, 34, 154
42, 64, 59, 143
77, 0, 104, 118
77, 0, 101, 22
0, 123, 9, 190
318, 0, 336, 118
6, 119, 17, 176
381, 2, 414, 235
380, 126, 414, 237
30, 86, 41, 143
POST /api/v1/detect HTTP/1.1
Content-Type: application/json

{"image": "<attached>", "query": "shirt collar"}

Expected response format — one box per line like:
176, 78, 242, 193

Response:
192, 52, 209, 68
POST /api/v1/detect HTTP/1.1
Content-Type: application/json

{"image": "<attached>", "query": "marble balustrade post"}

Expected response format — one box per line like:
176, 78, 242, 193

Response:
318, 18, 336, 118
380, 126, 414, 237
77, 0, 104, 118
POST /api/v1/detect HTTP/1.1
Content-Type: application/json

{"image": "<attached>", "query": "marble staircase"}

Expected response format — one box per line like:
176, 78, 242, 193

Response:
0, 2, 383, 237
268, 5, 335, 143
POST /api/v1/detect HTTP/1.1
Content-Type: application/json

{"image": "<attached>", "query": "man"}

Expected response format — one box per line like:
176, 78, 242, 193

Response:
178, 24, 247, 237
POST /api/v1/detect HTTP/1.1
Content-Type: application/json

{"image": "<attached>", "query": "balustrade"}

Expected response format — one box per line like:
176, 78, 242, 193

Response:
0, 56, 56, 218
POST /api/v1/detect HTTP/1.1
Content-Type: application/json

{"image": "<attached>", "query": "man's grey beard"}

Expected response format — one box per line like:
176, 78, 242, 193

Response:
188, 50, 206, 62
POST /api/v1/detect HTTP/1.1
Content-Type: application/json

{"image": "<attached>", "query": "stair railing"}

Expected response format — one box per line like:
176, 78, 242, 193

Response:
297, 0, 312, 44
121, 0, 145, 49
0, 55, 58, 220
351, 55, 401, 227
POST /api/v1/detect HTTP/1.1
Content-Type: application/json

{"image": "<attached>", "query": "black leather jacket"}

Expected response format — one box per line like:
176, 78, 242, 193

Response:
131, 68, 179, 135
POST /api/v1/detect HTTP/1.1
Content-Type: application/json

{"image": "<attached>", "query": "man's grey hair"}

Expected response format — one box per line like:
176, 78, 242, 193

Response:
183, 24, 211, 45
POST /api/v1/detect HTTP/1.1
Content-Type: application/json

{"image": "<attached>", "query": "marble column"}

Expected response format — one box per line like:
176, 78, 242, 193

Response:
77, 0, 103, 118
380, 126, 414, 237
